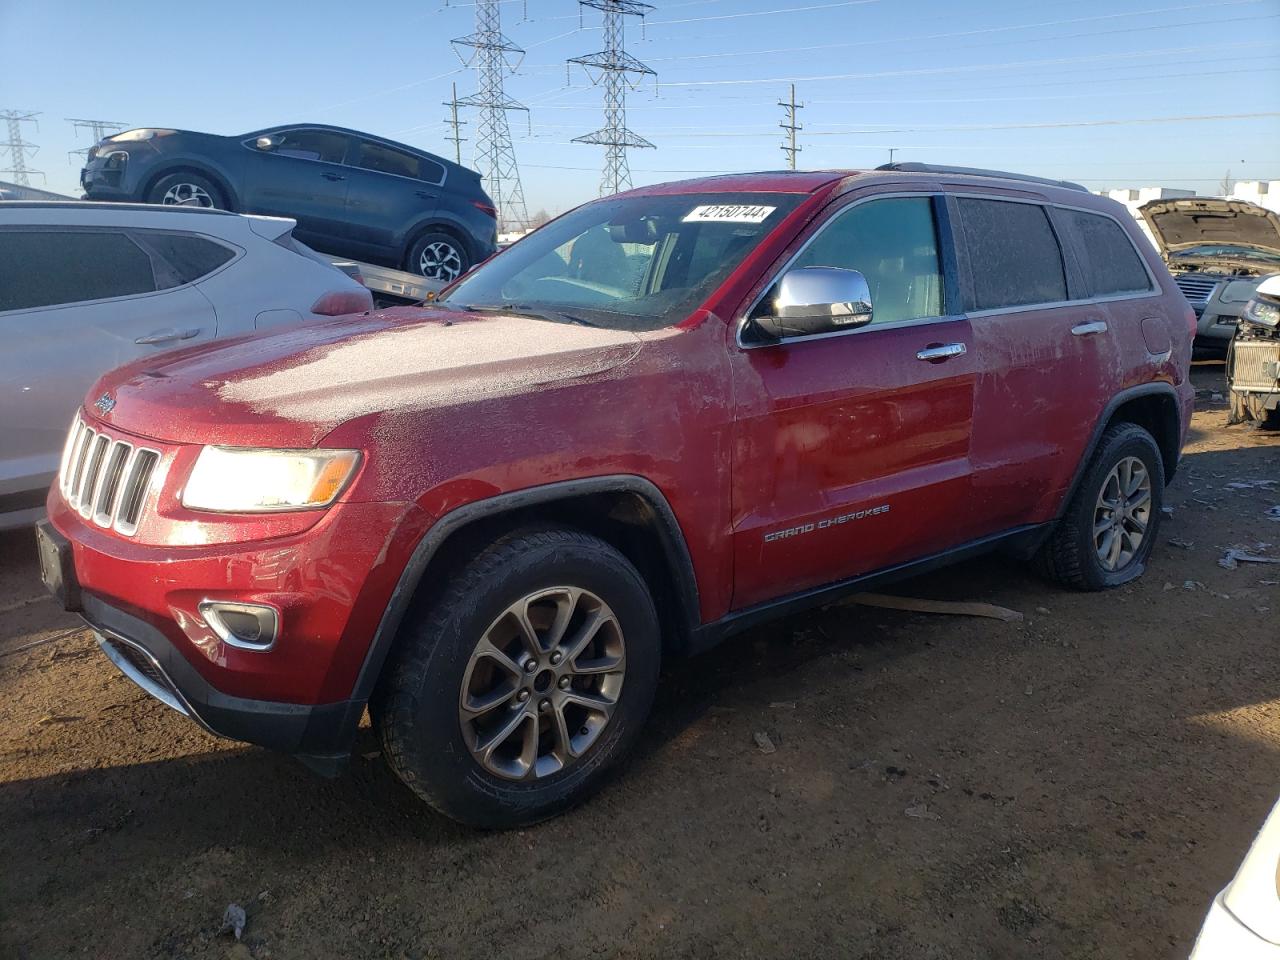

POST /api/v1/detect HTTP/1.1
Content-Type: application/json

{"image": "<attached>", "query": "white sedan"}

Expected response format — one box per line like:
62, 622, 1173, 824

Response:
0, 201, 373, 530
1191, 797, 1280, 958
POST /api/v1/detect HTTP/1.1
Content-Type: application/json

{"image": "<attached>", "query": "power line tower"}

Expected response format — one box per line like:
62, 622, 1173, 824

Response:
1, 110, 43, 186
452, 0, 530, 230
778, 84, 803, 171
442, 82, 468, 167
569, 1, 656, 197
67, 118, 128, 164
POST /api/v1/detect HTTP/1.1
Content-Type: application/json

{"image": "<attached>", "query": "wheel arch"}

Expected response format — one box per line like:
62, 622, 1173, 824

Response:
1057, 383, 1183, 520
141, 163, 239, 211
402, 218, 473, 271
350, 476, 702, 708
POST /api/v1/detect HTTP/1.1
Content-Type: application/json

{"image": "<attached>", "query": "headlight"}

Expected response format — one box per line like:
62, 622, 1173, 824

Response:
181, 447, 360, 513
108, 128, 175, 142
1243, 297, 1280, 328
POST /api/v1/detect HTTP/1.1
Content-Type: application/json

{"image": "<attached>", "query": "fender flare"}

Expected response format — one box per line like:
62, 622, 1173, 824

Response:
348, 475, 702, 706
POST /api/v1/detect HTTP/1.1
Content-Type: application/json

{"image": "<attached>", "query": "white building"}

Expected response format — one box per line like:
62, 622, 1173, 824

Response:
1101, 186, 1197, 246
1231, 180, 1280, 214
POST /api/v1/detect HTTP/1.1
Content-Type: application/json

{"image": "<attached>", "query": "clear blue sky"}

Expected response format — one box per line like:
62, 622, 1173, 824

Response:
2, 0, 1278, 213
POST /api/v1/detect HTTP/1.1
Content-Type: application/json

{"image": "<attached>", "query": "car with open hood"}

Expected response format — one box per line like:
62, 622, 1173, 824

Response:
1140, 197, 1280, 357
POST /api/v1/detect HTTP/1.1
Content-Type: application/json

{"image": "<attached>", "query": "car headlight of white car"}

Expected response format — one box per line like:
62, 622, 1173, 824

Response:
182, 447, 361, 513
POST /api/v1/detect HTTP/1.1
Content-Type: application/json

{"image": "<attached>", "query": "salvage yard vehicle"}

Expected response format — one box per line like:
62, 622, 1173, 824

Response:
1139, 197, 1280, 359
79, 124, 498, 282
1190, 794, 1280, 959
39, 164, 1194, 827
0, 201, 372, 531
1228, 273, 1280, 430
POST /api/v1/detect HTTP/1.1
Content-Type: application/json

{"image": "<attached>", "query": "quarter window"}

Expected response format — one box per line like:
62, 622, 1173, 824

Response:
0, 230, 157, 312
957, 198, 1067, 310
134, 232, 236, 287
789, 196, 943, 324
354, 141, 444, 183
1061, 209, 1152, 297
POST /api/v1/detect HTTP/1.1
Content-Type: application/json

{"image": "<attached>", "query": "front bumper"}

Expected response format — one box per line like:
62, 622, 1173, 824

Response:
80, 153, 136, 200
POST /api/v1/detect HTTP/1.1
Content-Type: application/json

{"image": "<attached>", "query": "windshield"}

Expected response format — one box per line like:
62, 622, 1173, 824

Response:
1172, 244, 1280, 263
443, 192, 804, 331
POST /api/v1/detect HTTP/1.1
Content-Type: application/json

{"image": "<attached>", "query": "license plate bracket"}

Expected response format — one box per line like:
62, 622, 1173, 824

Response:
36, 520, 82, 613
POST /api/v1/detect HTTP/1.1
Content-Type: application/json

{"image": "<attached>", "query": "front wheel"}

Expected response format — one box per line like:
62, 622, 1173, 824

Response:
1037, 422, 1166, 591
146, 171, 225, 209
407, 231, 469, 283
376, 528, 660, 828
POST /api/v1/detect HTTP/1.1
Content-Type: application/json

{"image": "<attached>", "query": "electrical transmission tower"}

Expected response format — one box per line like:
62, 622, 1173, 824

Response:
778, 84, 803, 171
569, 1, 656, 197
442, 82, 468, 167
1, 110, 43, 186
67, 118, 127, 164
452, 0, 529, 230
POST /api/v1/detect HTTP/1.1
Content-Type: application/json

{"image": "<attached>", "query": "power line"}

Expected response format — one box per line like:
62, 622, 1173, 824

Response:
452, 0, 530, 229
66, 118, 127, 164
778, 84, 803, 170
0, 110, 42, 186
569, 1, 657, 197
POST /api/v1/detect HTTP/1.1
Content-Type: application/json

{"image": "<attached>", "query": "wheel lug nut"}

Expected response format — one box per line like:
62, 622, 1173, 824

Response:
558, 676, 571, 690
539, 699, 552, 713
550, 651, 563, 665
517, 689, 530, 703
523, 659, 537, 673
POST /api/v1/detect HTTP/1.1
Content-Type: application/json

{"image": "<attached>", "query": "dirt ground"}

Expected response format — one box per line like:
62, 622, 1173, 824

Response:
2, 364, 1278, 960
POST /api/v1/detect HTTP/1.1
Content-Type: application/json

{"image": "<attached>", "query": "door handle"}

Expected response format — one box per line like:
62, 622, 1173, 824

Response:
135, 327, 201, 346
1071, 319, 1108, 337
916, 342, 967, 363
415, 190, 438, 200
322, 171, 346, 181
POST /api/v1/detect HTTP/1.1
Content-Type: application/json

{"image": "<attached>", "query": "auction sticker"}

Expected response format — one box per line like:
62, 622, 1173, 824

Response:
682, 204, 777, 224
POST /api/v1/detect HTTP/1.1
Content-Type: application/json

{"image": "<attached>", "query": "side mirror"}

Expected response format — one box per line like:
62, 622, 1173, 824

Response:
753, 266, 873, 340
255, 135, 278, 151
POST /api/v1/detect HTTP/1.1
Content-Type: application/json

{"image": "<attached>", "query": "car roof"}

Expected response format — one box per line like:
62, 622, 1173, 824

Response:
246, 123, 459, 168
0, 201, 295, 238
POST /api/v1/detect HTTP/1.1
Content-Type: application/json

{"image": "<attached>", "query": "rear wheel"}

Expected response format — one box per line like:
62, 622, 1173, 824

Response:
407, 231, 469, 283
146, 171, 225, 209
1037, 422, 1165, 591
377, 528, 660, 828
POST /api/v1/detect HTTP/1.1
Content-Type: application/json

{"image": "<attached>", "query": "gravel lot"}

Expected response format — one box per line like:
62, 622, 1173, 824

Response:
2, 365, 1277, 960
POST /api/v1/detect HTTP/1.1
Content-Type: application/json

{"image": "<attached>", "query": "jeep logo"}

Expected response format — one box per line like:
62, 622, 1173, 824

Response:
94, 393, 116, 415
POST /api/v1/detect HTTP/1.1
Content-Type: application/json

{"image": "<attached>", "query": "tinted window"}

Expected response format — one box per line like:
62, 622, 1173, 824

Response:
1062, 209, 1152, 296
355, 141, 432, 181
958, 198, 1067, 310
0, 230, 156, 312
270, 129, 348, 163
135, 232, 235, 286
789, 196, 943, 324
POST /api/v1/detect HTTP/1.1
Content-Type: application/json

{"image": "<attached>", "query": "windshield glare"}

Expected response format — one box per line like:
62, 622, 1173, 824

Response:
443, 192, 803, 331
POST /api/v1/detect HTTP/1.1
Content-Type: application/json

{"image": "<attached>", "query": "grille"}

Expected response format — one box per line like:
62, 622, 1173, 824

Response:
1173, 274, 1221, 303
58, 416, 160, 536
1231, 340, 1280, 391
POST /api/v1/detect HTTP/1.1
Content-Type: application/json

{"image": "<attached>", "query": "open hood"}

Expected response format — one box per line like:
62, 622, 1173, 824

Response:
1139, 197, 1280, 258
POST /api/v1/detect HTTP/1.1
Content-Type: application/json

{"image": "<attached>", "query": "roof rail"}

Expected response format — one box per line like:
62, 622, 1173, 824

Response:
875, 162, 1088, 193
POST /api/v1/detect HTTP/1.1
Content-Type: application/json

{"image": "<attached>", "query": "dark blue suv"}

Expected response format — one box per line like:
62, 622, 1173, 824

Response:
80, 124, 497, 282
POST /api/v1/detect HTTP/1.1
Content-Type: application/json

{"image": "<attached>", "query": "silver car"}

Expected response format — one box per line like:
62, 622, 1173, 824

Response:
0, 202, 373, 530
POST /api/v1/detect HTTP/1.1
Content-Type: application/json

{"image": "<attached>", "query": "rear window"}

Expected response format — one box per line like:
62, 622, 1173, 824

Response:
1061, 210, 1153, 296
958, 198, 1067, 310
134, 232, 236, 286
0, 229, 157, 312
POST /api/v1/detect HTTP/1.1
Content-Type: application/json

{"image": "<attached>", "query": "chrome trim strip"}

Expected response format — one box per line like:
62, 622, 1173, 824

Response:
198, 599, 280, 652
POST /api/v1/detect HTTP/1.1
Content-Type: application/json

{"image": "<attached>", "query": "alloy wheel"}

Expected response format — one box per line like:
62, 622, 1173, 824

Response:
161, 182, 215, 207
459, 586, 625, 781
1093, 455, 1152, 571
418, 240, 463, 281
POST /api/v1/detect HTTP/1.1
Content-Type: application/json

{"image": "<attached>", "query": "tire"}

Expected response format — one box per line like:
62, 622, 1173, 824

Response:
1036, 422, 1166, 591
1260, 408, 1280, 432
407, 231, 469, 283
377, 528, 661, 828
146, 171, 226, 209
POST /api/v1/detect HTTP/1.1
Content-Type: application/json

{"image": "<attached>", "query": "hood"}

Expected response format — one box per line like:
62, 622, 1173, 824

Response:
90, 307, 643, 448
1139, 197, 1280, 258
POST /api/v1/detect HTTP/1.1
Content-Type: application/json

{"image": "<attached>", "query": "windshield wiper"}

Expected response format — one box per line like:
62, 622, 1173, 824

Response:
459, 303, 599, 327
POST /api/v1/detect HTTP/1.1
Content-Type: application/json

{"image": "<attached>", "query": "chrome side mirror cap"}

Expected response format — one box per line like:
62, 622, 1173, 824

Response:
255, 135, 278, 151
753, 266, 873, 340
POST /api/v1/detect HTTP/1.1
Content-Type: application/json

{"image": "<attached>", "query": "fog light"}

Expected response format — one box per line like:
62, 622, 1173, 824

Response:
199, 601, 279, 651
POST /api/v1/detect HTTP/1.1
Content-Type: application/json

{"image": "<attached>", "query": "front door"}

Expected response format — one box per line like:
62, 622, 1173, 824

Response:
729, 194, 981, 609
241, 128, 353, 252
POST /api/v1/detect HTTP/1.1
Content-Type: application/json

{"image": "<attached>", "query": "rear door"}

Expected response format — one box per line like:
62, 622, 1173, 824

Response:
0, 227, 218, 498
240, 128, 353, 251
338, 139, 446, 263
956, 194, 1124, 531
729, 193, 983, 609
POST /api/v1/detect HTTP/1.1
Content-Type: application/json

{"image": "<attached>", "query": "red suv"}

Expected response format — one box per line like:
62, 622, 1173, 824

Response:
39, 164, 1194, 827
